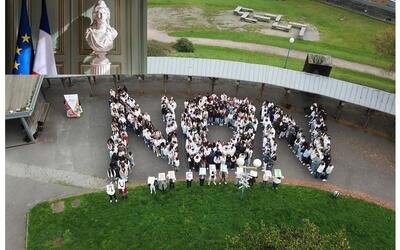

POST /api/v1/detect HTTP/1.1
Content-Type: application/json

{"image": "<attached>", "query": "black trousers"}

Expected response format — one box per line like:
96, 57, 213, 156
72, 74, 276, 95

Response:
200, 178, 205, 186
186, 180, 192, 187
108, 194, 117, 200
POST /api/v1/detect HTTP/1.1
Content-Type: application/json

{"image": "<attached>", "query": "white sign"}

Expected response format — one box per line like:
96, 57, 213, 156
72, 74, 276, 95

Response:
199, 167, 207, 175
209, 164, 216, 174
118, 179, 125, 189
220, 164, 228, 173
64, 94, 83, 118
250, 170, 258, 178
186, 171, 193, 180
168, 171, 176, 180
106, 183, 115, 195
147, 176, 155, 184
158, 173, 166, 181
264, 170, 272, 179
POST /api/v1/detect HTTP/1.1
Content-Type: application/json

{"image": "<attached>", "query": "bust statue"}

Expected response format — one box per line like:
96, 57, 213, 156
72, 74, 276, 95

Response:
85, 0, 118, 73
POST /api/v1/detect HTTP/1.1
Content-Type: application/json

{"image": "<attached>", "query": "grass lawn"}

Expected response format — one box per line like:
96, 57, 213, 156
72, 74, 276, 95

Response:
172, 45, 395, 92
148, 0, 394, 69
27, 183, 394, 249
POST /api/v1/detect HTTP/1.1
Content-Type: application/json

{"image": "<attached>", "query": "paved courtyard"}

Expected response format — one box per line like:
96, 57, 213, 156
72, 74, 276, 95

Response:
6, 75, 395, 249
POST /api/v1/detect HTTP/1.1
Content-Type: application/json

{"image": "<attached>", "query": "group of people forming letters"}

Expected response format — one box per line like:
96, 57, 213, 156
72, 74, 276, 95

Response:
181, 94, 259, 173
105, 86, 335, 202
106, 86, 180, 202
261, 101, 334, 181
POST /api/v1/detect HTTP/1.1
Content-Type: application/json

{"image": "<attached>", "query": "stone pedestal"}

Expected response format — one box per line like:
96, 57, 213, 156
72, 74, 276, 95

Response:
90, 52, 111, 75
90, 62, 111, 75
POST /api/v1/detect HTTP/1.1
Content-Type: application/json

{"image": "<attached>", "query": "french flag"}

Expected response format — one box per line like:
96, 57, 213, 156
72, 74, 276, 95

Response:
32, 0, 57, 75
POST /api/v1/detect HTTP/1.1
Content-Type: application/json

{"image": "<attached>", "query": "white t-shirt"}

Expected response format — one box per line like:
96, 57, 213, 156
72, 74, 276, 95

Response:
326, 165, 334, 174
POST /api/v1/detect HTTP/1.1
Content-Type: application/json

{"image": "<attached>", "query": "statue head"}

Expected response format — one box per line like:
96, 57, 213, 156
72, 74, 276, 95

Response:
91, 0, 111, 28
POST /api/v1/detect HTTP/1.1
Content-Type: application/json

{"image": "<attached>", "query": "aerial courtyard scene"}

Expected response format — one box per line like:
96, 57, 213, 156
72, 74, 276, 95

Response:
4, 0, 395, 249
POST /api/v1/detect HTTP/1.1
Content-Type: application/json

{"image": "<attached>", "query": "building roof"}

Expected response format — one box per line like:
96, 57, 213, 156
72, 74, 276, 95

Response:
5, 75, 44, 120
147, 57, 395, 115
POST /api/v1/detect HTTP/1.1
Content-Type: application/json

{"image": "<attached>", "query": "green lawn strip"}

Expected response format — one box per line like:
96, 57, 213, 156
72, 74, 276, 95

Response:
148, 0, 393, 69
27, 183, 394, 250
172, 45, 395, 92
169, 30, 393, 70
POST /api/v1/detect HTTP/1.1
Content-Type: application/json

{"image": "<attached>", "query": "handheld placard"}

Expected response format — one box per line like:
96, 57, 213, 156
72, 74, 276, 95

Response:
186, 171, 193, 180
209, 164, 216, 174
199, 167, 206, 176
168, 171, 176, 180
158, 173, 166, 181
147, 176, 155, 184
220, 164, 228, 173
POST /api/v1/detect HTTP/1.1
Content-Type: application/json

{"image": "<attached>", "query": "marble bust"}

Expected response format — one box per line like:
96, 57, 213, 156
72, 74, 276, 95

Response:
85, 0, 118, 73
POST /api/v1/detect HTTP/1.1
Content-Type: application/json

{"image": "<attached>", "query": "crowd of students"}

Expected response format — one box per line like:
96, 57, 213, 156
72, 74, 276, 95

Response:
106, 86, 134, 202
106, 86, 181, 203
146, 164, 283, 194
181, 94, 258, 172
105, 89, 336, 202
260, 102, 278, 171
262, 101, 334, 181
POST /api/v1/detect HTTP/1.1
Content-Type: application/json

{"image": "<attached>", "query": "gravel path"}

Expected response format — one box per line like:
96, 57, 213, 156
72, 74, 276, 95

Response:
148, 28, 395, 80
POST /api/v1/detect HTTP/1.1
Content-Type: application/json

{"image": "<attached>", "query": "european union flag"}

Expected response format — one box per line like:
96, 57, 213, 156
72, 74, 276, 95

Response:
12, 0, 34, 74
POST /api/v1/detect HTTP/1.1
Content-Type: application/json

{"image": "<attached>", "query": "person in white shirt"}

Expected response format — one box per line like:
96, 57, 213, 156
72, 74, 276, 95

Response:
272, 176, 282, 189
150, 179, 156, 194
322, 164, 334, 182
315, 161, 326, 179
261, 170, 272, 189
208, 170, 217, 186
186, 169, 193, 188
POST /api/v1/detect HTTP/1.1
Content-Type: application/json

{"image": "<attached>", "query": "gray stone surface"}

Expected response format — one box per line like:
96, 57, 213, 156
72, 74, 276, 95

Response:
5, 176, 84, 250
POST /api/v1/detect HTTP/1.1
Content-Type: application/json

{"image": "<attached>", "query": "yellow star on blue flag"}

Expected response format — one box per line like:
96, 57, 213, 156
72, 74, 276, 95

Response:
12, 0, 34, 74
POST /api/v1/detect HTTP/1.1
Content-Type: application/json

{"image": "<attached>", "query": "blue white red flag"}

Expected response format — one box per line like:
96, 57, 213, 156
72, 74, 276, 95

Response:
32, 0, 57, 75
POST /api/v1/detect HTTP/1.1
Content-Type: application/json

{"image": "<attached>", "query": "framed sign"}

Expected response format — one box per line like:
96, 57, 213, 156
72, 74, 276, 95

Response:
199, 167, 206, 175
158, 173, 166, 181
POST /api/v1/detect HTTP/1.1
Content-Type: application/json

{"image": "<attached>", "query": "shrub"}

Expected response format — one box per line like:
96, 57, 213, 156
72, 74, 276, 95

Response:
147, 40, 174, 56
173, 38, 195, 53
225, 220, 350, 250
